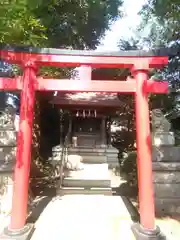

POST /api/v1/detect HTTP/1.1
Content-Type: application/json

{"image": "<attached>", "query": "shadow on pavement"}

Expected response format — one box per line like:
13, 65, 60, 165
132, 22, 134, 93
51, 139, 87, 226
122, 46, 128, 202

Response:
112, 182, 140, 223
27, 196, 52, 223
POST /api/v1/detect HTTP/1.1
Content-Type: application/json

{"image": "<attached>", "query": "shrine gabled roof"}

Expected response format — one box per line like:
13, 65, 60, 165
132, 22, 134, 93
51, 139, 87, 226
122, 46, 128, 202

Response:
0, 44, 177, 57
50, 92, 123, 107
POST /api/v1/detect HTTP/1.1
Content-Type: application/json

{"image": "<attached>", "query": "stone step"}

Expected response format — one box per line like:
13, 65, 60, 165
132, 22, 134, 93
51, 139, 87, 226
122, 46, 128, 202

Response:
63, 163, 111, 188
82, 155, 107, 163
69, 150, 106, 156
68, 147, 107, 154
64, 163, 109, 178
58, 187, 112, 195
63, 179, 111, 188
108, 162, 120, 169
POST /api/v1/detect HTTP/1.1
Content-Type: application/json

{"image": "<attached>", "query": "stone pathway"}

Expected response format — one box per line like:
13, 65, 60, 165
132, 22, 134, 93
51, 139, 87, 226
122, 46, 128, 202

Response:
1, 170, 180, 239
156, 218, 180, 240
109, 169, 180, 240
30, 195, 135, 240
29, 170, 180, 240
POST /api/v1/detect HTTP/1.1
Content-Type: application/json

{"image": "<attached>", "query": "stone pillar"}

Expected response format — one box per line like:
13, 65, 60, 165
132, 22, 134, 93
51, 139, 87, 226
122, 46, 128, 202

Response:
151, 109, 175, 147
151, 109, 180, 216
59, 109, 63, 146
101, 116, 106, 147
69, 115, 72, 146
107, 117, 111, 147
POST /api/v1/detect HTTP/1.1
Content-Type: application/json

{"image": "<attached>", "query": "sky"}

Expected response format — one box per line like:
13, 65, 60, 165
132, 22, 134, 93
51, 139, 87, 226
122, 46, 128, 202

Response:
97, 0, 146, 51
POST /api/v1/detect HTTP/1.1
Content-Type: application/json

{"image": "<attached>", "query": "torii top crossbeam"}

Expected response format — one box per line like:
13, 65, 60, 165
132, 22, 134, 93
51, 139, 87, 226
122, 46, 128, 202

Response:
0, 45, 169, 93
0, 45, 171, 68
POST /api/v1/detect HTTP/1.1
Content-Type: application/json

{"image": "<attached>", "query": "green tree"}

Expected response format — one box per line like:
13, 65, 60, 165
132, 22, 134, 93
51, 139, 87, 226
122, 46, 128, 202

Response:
34, 0, 121, 49
139, 0, 180, 139
0, 0, 122, 173
110, 39, 141, 156
0, 0, 47, 46
139, 0, 180, 43
0, 0, 121, 48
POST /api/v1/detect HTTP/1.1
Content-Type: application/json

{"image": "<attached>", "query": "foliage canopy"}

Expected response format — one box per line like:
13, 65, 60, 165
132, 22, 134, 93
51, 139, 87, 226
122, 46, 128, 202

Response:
0, 0, 121, 49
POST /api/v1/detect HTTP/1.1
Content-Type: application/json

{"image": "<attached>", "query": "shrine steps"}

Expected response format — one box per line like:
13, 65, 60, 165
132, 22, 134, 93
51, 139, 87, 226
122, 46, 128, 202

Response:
82, 155, 107, 164
68, 148, 107, 163
57, 187, 112, 195
68, 147, 107, 154
68, 146, 119, 166
51, 145, 119, 168
63, 178, 110, 188
58, 163, 112, 196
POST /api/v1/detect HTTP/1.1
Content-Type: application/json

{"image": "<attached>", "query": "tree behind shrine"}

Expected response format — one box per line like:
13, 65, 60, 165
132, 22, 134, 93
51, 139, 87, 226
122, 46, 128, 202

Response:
0, 0, 122, 173
139, 0, 180, 137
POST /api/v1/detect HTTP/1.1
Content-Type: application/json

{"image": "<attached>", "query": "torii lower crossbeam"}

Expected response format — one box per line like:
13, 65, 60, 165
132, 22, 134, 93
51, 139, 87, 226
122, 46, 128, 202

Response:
0, 77, 168, 93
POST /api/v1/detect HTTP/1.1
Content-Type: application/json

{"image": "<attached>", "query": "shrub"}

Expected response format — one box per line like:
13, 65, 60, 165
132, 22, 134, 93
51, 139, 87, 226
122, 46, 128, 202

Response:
120, 151, 138, 188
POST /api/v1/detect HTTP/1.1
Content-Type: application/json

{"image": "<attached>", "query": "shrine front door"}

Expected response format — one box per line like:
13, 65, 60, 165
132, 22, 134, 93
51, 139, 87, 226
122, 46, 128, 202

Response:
72, 117, 101, 147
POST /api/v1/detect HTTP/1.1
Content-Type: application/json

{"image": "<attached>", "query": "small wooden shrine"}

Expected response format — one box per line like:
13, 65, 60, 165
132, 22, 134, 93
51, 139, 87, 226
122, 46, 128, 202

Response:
50, 91, 122, 148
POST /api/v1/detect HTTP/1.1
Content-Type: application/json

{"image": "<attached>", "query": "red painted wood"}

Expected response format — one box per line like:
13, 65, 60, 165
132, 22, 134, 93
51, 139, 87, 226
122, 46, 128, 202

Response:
0, 50, 168, 68
9, 65, 36, 230
79, 65, 92, 81
36, 79, 136, 92
0, 77, 22, 90
0, 77, 168, 94
145, 81, 168, 93
135, 70, 155, 230
91, 74, 127, 81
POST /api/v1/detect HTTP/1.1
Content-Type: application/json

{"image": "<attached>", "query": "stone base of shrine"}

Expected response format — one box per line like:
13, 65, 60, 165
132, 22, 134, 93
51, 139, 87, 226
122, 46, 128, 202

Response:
152, 132, 175, 146
152, 146, 180, 162
152, 161, 180, 216
50, 144, 119, 168
106, 145, 119, 168
0, 224, 34, 240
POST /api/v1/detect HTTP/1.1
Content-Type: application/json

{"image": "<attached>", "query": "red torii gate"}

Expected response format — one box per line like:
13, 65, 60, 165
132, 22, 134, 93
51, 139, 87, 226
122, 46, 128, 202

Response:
0, 46, 168, 240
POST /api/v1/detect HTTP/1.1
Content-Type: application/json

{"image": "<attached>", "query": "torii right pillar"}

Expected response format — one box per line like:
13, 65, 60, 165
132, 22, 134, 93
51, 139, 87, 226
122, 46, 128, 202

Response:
131, 61, 164, 240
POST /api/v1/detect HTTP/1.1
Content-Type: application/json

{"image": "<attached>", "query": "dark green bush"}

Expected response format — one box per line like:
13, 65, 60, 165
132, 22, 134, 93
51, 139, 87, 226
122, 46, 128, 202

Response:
120, 151, 138, 188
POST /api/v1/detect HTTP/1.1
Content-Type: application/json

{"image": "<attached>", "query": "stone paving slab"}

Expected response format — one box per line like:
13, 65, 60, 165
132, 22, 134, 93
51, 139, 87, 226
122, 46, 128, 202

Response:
1, 195, 180, 239
156, 218, 180, 240
30, 195, 135, 240
66, 163, 109, 180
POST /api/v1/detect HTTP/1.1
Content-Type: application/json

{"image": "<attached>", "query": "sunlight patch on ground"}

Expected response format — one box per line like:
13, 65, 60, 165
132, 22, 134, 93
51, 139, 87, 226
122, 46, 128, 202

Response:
156, 218, 180, 240
31, 195, 135, 240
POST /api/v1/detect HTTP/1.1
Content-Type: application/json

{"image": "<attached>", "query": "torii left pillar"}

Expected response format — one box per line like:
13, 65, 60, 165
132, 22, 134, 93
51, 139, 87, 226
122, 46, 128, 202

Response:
2, 61, 37, 239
